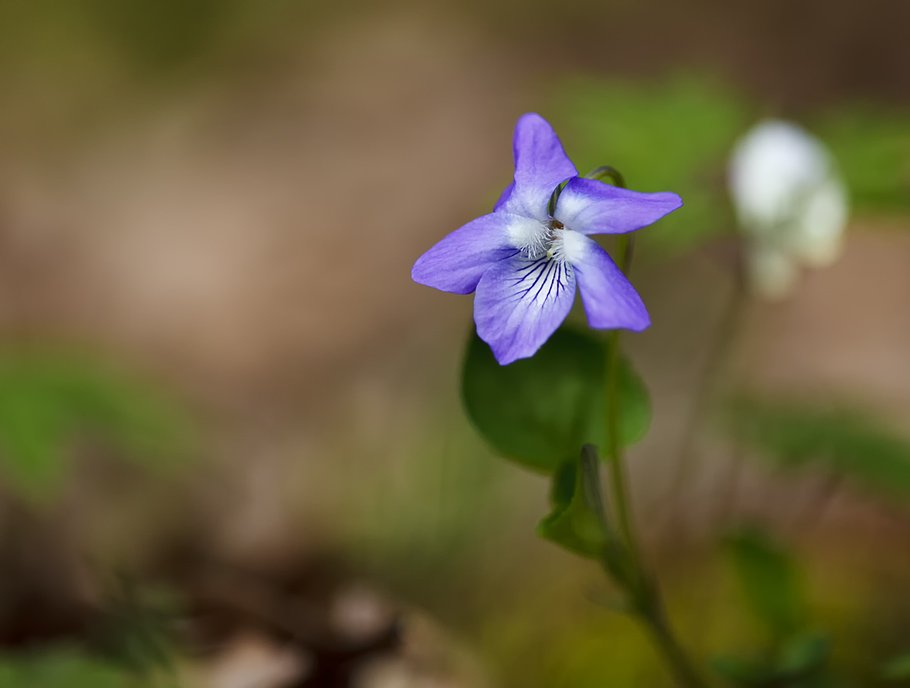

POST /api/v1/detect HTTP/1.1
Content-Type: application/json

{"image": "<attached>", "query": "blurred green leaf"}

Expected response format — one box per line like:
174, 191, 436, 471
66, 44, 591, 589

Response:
556, 75, 748, 253
0, 351, 192, 499
726, 527, 807, 637
817, 106, 910, 213
720, 528, 833, 688
726, 397, 910, 501
882, 653, 910, 682
90, 578, 180, 675
461, 328, 650, 473
713, 654, 775, 687
0, 649, 129, 688
777, 632, 831, 678
714, 633, 832, 688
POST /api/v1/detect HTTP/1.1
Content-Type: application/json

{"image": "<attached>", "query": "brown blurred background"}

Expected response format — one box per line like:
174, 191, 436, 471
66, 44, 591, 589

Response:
0, 1, 909, 686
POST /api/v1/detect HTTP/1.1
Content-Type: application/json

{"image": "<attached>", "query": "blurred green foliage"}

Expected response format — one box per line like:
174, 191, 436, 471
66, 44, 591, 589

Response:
462, 328, 650, 473
718, 529, 835, 687
0, 650, 135, 688
726, 396, 910, 501
0, 351, 192, 500
725, 528, 807, 637
90, 578, 179, 677
555, 75, 749, 253
0, 649, 179, 688
0, 580, 180, 686
714, 632, 833, 688
817, 107, 910, 213
882, 653, 910, 682
556, 76, 910, 258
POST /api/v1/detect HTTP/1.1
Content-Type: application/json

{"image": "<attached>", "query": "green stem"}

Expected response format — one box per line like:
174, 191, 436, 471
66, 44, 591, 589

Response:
588, 440, 709, 688
640, 595, 711, 688
601, 234, 710, 688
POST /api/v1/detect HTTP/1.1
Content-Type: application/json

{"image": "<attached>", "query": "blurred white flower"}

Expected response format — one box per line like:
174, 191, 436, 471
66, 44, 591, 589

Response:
728, 119, 848, 299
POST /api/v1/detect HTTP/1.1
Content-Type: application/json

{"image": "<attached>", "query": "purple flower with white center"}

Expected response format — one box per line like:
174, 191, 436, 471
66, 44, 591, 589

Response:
412, 113, 683, 365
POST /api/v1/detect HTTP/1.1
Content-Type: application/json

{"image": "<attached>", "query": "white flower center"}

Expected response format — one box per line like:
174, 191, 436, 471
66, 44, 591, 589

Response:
506, 217, 584, 265
509, 218, 576, 263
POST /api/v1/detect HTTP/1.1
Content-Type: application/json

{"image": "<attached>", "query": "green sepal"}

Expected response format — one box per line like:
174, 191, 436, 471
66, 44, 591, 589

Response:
537, 453, 607, 559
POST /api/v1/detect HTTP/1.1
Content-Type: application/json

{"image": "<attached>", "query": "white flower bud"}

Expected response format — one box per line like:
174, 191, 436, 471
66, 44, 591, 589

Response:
728, 120, 848, 299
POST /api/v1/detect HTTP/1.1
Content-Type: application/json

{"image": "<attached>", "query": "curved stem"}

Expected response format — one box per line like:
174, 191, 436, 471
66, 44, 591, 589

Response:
642, 598, 711, 688
587, 165, 627, 189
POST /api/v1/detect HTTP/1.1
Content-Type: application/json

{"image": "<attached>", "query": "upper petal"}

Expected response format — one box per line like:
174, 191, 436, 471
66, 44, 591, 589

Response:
498, 113, 577, 220
411, 212, 520, 294
563, 231, 650, 331
555, 177, 682, 235
474, 254, 577, 365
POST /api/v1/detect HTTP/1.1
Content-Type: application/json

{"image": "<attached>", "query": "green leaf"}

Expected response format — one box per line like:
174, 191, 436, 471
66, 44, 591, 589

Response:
882, 653, 910, 681
461, 328, 650, 472
725, 527, 807, 637
0, 350, 193, 499
726, 396, 910, 501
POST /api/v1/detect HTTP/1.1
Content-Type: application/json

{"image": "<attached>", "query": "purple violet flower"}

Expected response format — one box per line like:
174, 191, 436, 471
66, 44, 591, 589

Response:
412, 113, 682, 365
